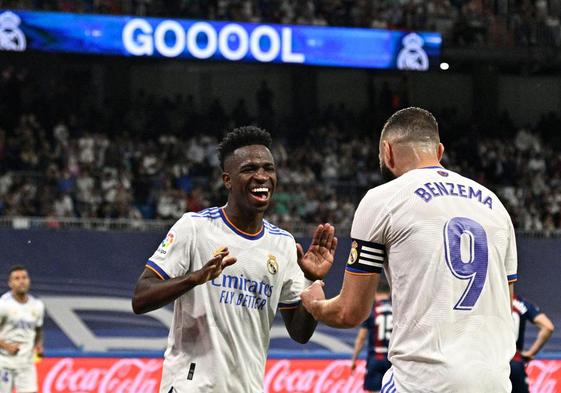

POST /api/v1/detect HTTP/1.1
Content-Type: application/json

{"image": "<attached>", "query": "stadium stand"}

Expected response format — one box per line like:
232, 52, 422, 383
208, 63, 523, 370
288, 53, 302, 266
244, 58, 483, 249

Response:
1, 65, 560, 234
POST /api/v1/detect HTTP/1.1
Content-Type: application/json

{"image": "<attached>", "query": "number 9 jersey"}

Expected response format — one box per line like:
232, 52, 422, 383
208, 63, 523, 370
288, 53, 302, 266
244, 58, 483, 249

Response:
348, 167, 517, 393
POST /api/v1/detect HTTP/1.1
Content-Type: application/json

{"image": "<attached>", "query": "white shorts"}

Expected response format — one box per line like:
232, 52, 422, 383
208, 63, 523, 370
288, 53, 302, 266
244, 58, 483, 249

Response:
380, 368, 398, 393
0, 365, 38, 393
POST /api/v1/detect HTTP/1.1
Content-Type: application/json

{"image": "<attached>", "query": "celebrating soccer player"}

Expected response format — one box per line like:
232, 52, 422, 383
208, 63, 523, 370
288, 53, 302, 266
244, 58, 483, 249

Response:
301, 107, 518, 392
132, 126, 337, 392
0, 266, 45, 393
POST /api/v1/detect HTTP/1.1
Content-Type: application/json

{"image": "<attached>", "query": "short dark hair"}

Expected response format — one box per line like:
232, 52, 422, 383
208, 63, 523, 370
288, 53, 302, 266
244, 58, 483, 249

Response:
377, 277, 391, 294
218, 126, 272, 169
8, 265, 27, 279
381, 107, 439, 145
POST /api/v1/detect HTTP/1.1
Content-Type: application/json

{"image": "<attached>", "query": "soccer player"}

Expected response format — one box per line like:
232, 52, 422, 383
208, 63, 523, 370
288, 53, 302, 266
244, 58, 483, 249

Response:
301, 107, 518, 393
132, 126, 337, 393
350, 278, 392, 393
510, 293, 555, 393
0, 266, 45, 393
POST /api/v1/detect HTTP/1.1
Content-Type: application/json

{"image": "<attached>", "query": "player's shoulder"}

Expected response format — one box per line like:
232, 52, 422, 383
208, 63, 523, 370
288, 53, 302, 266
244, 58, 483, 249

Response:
357, 176, 409, 214
450, 170, 511, 216
263, 219, 295, 242
173, 207, 222, 230
27, 294, 44, 307
185, 207, 222, 222
0, 291, 11, 300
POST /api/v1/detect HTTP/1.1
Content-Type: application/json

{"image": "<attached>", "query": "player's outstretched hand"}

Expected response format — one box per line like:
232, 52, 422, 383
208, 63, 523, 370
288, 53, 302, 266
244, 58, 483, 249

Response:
300, 280, 326, 320
297, 223, 337, 280
193, 248, 237, 285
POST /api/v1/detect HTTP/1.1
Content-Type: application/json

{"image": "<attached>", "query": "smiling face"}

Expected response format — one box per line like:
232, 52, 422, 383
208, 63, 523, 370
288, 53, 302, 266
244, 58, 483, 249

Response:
222, 144, 277, 214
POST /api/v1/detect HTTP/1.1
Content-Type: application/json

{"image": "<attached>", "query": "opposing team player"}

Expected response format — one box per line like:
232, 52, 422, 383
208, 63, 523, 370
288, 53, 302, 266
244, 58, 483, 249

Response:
350, 278, 392, 393
301, 107, 517, 392
511, 292, 555, 393
132, 126, 337, 393
0, 266, 45, 393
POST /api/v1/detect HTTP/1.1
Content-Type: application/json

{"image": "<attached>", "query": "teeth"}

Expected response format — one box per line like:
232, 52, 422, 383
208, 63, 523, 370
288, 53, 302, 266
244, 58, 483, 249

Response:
252, 187, 269, 193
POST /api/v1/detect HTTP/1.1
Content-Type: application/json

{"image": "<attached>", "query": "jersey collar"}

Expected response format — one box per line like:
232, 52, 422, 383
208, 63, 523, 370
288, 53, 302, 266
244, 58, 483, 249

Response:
219, 208, 265, 240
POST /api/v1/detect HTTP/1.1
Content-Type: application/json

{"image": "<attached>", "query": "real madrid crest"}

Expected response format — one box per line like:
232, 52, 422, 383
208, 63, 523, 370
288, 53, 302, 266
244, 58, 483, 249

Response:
267, 254, 278, 275
347, 241, 358, 265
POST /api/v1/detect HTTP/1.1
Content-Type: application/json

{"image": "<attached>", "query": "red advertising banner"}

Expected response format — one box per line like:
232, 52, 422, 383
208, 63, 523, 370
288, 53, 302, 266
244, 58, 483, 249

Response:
36, 357, 561, 393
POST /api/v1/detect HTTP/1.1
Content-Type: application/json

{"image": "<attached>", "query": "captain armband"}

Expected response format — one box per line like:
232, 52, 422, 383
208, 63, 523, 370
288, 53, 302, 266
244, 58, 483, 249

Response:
345, 239, 386, 275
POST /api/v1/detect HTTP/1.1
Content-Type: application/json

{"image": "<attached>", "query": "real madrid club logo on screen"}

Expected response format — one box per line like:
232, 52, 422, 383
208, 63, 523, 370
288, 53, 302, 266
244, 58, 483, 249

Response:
267, 255, 279, 275
0, 11, 27, 52
347, 241, 358, 265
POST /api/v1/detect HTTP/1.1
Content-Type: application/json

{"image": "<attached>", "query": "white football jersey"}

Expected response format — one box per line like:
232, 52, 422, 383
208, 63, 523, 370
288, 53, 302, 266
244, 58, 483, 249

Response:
348, 167, 517, 393
147, 207, 305, 393
0, 292, 44, 369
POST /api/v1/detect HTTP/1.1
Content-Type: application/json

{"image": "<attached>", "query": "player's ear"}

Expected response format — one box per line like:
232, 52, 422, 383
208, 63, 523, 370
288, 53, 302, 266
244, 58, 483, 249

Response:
437, 143, 444, 161
382, 140, 394, 168
222, 172, 232, 191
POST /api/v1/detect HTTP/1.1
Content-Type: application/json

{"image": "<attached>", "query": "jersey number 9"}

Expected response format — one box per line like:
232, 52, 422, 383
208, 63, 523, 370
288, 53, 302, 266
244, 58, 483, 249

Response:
443, 217, 488, 311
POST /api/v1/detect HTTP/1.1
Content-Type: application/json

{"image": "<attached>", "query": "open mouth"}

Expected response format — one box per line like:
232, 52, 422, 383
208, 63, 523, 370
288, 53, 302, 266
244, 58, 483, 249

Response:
249, 187, 270, 202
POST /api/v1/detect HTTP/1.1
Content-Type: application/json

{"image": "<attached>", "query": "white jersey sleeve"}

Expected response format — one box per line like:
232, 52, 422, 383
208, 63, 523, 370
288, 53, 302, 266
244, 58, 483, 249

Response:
505, 214, 518, 283
278, 242, 305, 309
147, 214, 195, 279
0, 299, 7, 326
346, 188, 390, 275
36, 300, 45, 328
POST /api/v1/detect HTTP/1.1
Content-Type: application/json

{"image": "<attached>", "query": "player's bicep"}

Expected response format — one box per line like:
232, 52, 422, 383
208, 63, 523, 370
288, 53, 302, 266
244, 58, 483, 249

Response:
138, 267, 164, 284
533, 313, 555, 332
279, 307, 298, 328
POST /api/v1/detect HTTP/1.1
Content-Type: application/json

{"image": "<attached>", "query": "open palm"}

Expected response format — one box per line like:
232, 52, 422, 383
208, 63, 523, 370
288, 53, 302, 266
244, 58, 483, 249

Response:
297, 223, 338, 280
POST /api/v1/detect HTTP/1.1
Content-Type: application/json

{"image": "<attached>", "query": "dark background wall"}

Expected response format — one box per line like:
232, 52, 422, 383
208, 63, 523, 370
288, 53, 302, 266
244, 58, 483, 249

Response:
0, 228, 558, 353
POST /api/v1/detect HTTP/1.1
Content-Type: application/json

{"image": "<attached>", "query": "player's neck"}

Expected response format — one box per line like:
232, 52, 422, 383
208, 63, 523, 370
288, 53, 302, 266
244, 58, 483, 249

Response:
399, 159, 443, 175
222, 204, 264, 234
12, 291, 28, 304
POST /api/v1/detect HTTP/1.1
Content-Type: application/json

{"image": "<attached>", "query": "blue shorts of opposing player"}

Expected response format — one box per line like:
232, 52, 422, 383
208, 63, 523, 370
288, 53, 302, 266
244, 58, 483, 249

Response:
364, 358, 392, 392
510, 360, 529, 393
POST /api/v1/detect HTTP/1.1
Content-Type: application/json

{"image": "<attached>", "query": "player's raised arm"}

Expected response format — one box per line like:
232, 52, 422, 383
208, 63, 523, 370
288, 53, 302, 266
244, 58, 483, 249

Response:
280, 223, 337, 343
302, 269, 379, 328
132, 249, 236, 314
302, 187, 387, 328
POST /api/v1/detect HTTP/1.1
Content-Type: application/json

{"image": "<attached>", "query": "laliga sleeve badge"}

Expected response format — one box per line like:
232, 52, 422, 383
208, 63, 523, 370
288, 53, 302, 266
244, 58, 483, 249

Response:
267, 255, 279, 275
157, 230, 176, 255
347, 241, 358, 265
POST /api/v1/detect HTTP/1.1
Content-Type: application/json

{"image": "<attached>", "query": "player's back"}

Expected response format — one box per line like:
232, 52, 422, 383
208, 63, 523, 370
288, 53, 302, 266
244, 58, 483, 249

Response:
358, 167, 516, 393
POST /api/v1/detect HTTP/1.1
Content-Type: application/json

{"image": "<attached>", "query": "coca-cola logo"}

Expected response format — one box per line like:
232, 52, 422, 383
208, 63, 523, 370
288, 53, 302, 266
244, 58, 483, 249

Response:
264, 359, 366, 393
42, 358, 161, 393
527, 360, 561, 393
35, 358, 561, 393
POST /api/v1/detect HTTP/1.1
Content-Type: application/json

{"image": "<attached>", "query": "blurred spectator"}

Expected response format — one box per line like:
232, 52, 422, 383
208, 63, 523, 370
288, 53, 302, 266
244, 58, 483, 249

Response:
0, 65, 560, 234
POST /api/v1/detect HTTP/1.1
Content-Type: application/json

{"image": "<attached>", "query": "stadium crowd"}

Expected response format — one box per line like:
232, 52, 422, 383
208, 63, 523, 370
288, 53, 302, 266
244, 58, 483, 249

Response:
1, 66, 560, 234
2, 0, 561, 48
